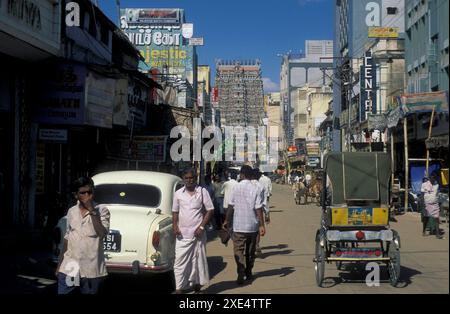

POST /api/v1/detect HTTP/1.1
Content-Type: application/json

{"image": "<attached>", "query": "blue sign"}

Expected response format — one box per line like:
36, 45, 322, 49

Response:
360, 50, 377, 121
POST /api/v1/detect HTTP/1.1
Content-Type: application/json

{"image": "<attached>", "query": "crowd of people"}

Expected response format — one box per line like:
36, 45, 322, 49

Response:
55, 165, 273, 294
171, 166, 273, 293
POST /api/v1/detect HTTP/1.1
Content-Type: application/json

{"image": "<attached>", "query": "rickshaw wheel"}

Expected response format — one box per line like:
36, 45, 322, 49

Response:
315, 235, 325, 287
388, 243, 401, 287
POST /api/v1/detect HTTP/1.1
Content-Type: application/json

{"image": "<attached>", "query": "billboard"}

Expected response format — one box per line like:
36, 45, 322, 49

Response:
123, 8, 183, 24
33, 63, 86, 125
120, 9, 195, 83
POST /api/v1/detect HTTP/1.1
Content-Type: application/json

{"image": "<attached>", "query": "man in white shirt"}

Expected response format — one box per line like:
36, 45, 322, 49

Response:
172, 168, 215, 293
56, 177, 110, 294
223, 165, 266, 285
221, 171, 238, 223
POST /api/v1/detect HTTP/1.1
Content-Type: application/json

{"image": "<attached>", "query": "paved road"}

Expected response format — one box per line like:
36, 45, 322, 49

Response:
2, 182, 448, 294
203, 183, 449, 294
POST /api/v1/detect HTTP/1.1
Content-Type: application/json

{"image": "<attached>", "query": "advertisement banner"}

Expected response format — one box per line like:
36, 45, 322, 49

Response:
33, 63, 86, 125
399, 91, 449, 113
107, 135, 168, 162
120, 9, 194, 82
368, 27, 399, 38
360, 50, 377, 122
123, 8, 182, 24
85, 71, 115, 129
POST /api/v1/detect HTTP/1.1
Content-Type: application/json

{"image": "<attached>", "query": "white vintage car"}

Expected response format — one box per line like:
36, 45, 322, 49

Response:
53, 171, 184, 275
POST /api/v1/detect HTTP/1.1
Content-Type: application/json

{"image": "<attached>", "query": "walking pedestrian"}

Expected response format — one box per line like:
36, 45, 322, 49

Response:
221, 170, 238, 224
172, 168, 215, 293
253, 168, 269, 257
421, 174, 443, 239
212, 174, 225, 230
223, 165, 266, 285
55, 176, 110, 294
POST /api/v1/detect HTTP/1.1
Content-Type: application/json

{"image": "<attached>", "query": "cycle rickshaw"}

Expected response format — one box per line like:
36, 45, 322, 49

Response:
314, 152, 401, 287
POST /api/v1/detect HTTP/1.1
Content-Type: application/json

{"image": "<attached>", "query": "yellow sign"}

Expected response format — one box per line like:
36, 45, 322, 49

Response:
331, 207, 389, 226
368, 27, 399, 38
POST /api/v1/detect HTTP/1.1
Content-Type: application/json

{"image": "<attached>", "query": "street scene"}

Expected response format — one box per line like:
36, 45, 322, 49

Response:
0, 0, 449, 296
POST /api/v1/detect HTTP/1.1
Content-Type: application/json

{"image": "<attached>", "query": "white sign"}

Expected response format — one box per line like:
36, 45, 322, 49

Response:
0, 0, 61, 56
124, 30, 181, 46
182, 23, 193, 39
189, 37, 204, 46
39, 129, 68, 142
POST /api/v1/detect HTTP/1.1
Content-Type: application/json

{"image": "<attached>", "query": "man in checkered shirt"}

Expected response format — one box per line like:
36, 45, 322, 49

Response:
223, 165, 266, 285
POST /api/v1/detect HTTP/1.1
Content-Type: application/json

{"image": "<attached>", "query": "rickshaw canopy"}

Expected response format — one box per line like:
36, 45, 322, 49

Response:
324, 152, 391, 206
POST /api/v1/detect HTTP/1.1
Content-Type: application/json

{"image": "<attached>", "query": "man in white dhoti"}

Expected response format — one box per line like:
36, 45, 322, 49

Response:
172, 168, 214, 293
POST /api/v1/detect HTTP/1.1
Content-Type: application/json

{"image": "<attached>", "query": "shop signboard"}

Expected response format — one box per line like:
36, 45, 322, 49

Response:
33, 63, 86, 125
120, 8, 194, 84
85, 71, 115, 129
360, 50, 377, 122
107, 135, 168, 162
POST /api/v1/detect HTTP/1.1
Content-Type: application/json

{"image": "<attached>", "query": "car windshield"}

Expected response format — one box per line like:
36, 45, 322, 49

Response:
94, 184, 161, 207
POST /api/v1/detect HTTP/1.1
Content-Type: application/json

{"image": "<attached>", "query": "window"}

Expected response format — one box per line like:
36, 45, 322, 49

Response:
94, 184, 161, 207
387, 7, 398, 15
100, 26, 109, 46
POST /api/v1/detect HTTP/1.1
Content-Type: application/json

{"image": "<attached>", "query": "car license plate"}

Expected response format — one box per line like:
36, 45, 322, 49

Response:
103, 231, 121, 252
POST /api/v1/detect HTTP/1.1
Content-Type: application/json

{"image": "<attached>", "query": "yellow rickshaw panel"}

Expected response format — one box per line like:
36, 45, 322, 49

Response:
331, 207, 389, 226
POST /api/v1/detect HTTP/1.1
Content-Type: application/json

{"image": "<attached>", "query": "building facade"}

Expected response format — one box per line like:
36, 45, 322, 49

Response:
0, 0, 62, 229
279, 40, 333, 148
405, 0, 449, 94
333, 0, 405, 151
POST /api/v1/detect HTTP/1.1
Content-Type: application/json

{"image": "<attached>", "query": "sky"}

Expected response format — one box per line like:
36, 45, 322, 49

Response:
98, 0, 334, 93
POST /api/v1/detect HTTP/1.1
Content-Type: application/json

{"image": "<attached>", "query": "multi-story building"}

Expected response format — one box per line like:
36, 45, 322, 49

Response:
215, 60, 264, 127
265, 92, 281, 143
333, 0, 405, 152
197, 65, 213, 125
279, 40, 333, 149
405, 0, 449, 93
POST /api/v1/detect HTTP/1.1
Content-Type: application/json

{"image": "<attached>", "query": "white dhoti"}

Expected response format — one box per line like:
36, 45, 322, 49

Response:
173, 233, 209, 290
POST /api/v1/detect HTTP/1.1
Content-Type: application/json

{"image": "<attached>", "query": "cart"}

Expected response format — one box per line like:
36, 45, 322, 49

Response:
314, 152, 401, 287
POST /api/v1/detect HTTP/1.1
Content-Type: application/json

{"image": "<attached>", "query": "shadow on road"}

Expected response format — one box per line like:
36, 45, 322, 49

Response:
205, 267, 296, 294
260, 244, 288, 250
260, 249, 294, 259
208, 256, 227, 280
319, 264, 422, 288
